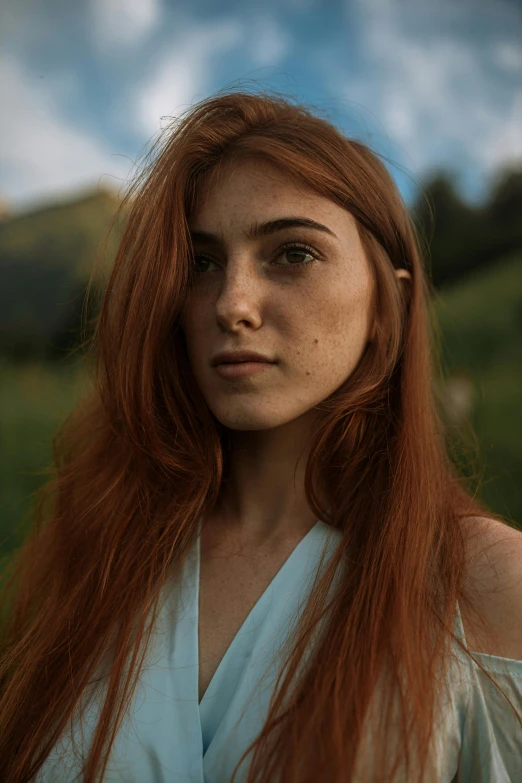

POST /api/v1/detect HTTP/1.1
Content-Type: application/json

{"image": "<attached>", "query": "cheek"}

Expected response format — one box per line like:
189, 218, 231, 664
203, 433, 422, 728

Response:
181, 301, 210, 352
302, 277, 372, 359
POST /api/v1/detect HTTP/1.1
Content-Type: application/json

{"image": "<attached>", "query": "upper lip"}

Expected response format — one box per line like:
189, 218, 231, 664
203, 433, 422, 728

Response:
211, 350, 276, 366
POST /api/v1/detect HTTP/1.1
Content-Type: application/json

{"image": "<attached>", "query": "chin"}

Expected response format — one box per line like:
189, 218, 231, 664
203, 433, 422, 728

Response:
214, 415, 283, 432
209, 404, 294, 432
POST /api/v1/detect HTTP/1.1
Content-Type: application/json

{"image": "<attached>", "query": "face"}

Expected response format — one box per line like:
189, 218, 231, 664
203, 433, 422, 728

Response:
180, 158, 376, 432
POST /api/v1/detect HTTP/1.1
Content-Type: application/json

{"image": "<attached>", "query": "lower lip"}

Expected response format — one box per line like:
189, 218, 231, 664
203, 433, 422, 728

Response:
214, 361, 276, 378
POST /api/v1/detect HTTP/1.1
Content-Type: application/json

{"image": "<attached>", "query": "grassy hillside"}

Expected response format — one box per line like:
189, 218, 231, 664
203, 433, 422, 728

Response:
434, 251, 522, 370
0, 252, 521, 563
0, 359, 87, 561
0, 188, 124, 360
433, 252, 522, 524
0, 186, 122, 284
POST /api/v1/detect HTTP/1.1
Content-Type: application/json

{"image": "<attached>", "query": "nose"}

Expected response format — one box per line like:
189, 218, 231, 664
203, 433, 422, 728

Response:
215, 256, 264, 332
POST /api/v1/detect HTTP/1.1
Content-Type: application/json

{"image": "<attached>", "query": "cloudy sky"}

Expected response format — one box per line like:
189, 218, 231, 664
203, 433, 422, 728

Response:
1, 0, 521, 211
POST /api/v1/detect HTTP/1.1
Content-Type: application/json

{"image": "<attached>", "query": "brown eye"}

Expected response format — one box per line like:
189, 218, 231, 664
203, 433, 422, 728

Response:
190, 241, 321, 278
191, 254, 219, 273
276, 242, 320, 268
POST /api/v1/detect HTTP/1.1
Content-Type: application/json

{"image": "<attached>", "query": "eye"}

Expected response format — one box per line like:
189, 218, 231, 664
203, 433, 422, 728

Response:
191, 253, 219, 274
189, 240, 321, 276
275, 242, 320, 268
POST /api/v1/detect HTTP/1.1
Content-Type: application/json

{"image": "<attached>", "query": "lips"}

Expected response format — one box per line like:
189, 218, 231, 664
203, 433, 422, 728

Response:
213, 360, 276, 378
211, 350, 276, 366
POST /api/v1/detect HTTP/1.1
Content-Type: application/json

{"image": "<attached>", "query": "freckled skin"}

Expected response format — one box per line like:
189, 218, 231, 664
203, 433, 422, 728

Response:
181, 159, 375, 433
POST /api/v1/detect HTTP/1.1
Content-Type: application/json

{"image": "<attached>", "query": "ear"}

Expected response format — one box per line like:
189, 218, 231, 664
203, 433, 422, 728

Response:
368, 267, 412, 343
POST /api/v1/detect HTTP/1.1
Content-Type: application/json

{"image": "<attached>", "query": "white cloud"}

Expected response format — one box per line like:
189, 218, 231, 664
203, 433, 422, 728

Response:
135, 19, 244, 137
91, 0, 161, 50
134, 15, 292, 138
0, 12, 294, 206
479, 93, 522, 170
343, 0, 522, 182
0, 54, 132, 208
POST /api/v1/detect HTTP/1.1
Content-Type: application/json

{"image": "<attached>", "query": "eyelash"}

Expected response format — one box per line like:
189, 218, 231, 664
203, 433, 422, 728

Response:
191, 241, 321, 274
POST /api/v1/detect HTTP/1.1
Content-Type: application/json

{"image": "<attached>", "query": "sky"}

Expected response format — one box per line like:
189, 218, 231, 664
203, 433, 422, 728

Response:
0, 0, 521, 212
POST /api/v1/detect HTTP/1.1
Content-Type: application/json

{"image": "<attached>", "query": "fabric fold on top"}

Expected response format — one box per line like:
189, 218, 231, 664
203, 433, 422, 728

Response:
198, 520, 342, 765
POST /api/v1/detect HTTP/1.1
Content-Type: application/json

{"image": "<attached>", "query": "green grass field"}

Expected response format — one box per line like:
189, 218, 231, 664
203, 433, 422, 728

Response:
1, 252, 521, 562
434, 252, 522, 523
0, 359, 87, 560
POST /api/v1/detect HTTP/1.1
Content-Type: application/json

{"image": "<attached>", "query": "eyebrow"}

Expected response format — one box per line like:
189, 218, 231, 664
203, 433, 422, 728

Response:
189, 216, 338, 245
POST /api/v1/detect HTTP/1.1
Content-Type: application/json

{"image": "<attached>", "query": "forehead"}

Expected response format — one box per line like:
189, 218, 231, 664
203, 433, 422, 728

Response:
189, 158, 356, 234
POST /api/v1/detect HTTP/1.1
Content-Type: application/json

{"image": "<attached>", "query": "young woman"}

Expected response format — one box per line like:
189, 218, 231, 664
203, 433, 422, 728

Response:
1, 90, 521, 783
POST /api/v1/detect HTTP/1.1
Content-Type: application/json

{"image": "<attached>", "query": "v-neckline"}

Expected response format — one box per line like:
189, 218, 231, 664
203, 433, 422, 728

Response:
195, 519, 322, 706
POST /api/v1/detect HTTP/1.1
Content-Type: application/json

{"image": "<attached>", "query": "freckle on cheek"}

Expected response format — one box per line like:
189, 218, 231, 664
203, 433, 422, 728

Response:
314, 338, 318, 344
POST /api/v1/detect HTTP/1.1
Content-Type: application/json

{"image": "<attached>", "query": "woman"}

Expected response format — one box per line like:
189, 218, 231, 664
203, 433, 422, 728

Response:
1, 89, 521, 783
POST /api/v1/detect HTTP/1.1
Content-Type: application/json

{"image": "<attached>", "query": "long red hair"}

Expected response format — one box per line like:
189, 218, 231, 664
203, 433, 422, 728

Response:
0, 88, 519, 782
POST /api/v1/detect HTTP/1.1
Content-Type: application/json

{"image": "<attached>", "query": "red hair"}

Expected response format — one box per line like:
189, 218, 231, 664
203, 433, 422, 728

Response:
0, 87, 519, 782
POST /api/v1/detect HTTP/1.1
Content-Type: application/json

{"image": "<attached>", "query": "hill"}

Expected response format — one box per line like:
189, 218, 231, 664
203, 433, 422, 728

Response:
435, 251, 522, 369
433, 251, 522, 524
0, 187, 125, 360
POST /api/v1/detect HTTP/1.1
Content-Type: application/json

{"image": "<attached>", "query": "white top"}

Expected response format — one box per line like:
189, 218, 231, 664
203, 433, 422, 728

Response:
36, 520, 522, 781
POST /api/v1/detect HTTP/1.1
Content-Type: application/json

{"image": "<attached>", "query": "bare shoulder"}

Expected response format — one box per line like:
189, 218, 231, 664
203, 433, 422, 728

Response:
460, 515, 522, 658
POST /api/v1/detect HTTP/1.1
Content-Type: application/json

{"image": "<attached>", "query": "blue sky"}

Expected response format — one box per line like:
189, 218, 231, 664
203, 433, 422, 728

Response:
1, 0, 521, 211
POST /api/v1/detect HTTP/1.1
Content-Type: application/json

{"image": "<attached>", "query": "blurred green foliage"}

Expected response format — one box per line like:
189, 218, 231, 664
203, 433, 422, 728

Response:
412, 167, 522, 287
